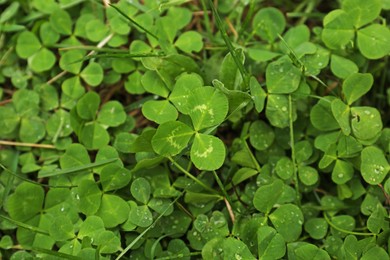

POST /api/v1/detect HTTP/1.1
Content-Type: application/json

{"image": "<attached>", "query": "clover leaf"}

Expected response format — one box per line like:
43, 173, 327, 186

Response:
361, 146, 390, 185
351, 107, 382, 141
175, 31, 203, 53
357, 24, 390, 60
343, 73, 373, 105
252, 7, 286, 43
151, 121, 194, 156
97, 101, 127, 127
142, 100, 178, 124
253, 179, 284, 214
6, 182, 44, 221
321, 10, 354, 50
100, 164, 132, 192
266, 58, 301, 94
95, 194, 129, 228
80, 62, 104, 87
49, 215, 75, 241
190, 133, 226, 171
341, 0, 382, 28
257, 226, 286, 259
15, 30, 56, 72
269, 204, 304, 242
188, 86, 229, 131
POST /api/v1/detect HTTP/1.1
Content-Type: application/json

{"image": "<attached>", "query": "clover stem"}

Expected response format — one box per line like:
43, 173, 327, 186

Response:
116, 190, 186, 260
208, 0, 249, 88
212, 170, 234, 214
237, 0, 256, 42
288, 94, 300, 205
200, 0, 213, 38
168, 157, 217, 194
0, 140, 55, 149
0, 214, 49, 235
46, 33, 114, 85
224, 197, 235, 224
323, 213, 375, 236
243, 140, 261, 172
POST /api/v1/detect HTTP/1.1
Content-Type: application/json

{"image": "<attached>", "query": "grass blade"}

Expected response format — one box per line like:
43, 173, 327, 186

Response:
72, 52, 165, 64
0, 163, 76, 189
39, 158, 118, 177
115, 191, 186, 260
109, 3, 158, 40
31, 247, 82, 260
207, 0, 249, 88
0, 214, 49, 235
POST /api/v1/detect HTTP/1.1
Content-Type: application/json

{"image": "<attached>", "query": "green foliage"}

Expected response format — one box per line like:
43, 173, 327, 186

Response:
1, 0, 390, 259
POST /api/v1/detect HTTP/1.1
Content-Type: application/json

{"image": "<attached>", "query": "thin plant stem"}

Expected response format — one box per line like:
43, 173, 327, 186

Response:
0, 140, 55, 149
168, 157, 217, 194
289, 95, 300, 205
323, 213, 374, 236
207, 0, 249, 88
224, 197, 235, 224
297, 0, 318, 25
39, 158, 118, 177
0, 163, 77, 189
115, 190, 185, 260
243, 140, 261, 172
237, 0, 256, 42
200, 0, 213, 37
0, 214, 49, 235
46, 33, 114, 85
109, 4, 158, 40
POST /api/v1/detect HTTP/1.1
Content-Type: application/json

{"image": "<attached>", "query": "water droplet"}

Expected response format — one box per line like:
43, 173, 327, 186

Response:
279, 67, 284, 73
235, 253, 243, 260
60, 207, 65, 212
373, 164, 384, 174
193, 231, 198, 236
281, 106, 287, 112
337, 173, 343, 179
318, 62, 323, 66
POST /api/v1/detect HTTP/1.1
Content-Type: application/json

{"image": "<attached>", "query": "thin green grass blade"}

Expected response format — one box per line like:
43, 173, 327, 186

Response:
0, 163, 77, 188
115, 190, 186, 260
200, 0, 212, 37
58, 45, 129, 53
109, 3, 158, 40
212, 170, 233, 206
0, 214, 49, 235
154, 252, 202, 259
71, 52, 165, 64
289, 94, 300, 206
207, 0, 249, 88
39, 158, 118, 177
168, 157, 219, 194
0, 154, 18, 210
31, 247, 82, 260
159, 0, 192, 11
238, 0, 256, 41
